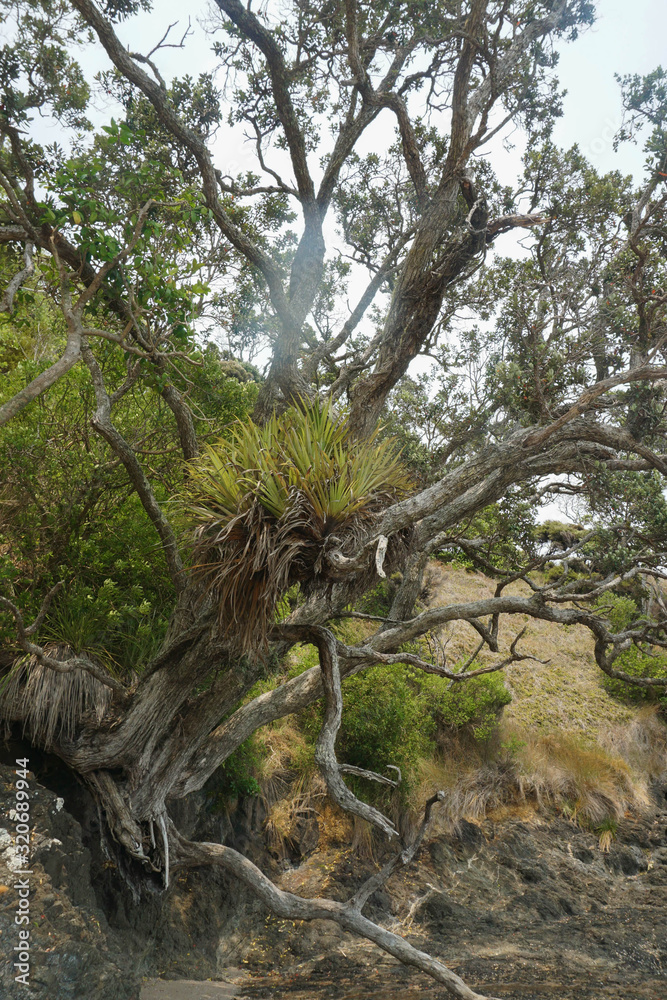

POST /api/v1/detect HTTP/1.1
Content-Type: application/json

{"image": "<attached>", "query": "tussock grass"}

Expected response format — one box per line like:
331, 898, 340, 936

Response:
599, 705, 667, 781
256, 717, 315, 784
317, 800, 354, 847
514, 731, 646, 824
414, 720, 660, 835
255, 717, 322, 857
416, 754, 515, 829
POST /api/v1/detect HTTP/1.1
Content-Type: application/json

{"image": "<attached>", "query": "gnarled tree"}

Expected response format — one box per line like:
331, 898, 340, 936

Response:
1, 1, 667, 997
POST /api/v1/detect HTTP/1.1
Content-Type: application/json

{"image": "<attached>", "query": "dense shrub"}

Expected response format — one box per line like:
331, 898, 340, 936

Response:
299, 655, 512, 804
597, 593, 667, 710
420, 670, 513, 741
206, 737, 263, 807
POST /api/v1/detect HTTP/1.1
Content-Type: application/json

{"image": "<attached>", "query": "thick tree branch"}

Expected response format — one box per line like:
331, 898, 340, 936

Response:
173, 824, 498, 1000
522, 365, 667, 449
68, 0, 295, 335
283, 624, 399, 839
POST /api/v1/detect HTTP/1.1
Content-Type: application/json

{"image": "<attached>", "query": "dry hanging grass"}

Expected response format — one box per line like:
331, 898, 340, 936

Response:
514, 732, 646, 824
415, 725, 655, 834
183, 400, 411, 653
263, 775, 323, 858
1, 644, 112, 748
599, 705, 667, 781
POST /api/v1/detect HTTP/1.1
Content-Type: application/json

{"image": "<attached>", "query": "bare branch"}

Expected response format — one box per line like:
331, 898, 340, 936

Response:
173, 824, 499, 1000
522, 366, 667, 450
80, 342, 185, 592
0, 240, 34, 313
23, 582, 64, 636
296, 624, 399, 839
339, 764, 399, 787
348, 790, 444, 913
0, 244, 83, 425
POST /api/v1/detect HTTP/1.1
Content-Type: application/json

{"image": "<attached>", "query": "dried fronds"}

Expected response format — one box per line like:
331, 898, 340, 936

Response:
1, 644, 112, 748
183, 400, 411, 653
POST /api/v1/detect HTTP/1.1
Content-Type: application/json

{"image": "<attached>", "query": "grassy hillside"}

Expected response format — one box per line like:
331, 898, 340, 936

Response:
210, 561, 667, 852
422, 561, 636, 737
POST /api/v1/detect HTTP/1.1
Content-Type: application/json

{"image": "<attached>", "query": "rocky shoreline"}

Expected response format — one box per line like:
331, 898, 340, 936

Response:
1, 757, 666, 1000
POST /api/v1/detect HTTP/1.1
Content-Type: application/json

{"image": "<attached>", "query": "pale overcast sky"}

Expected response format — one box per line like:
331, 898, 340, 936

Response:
553, 0, 666, 177
95, 0, 667, 183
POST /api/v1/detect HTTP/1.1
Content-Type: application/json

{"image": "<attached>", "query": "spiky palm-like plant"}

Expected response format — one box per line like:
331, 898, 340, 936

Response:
184, 401, 411, 652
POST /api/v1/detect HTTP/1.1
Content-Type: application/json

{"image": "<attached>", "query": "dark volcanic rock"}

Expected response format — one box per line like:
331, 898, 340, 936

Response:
0, 762, 137, 1000
2, 739, 666, 1000
236, 784, 667, 1000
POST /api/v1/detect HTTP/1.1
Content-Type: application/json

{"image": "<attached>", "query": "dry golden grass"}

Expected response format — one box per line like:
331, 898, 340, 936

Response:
598, 827, 615, 852
423, 561, 636, 738
414, 728, 650, 834
514, 731, 647, 823
411, 562, 667, 832
599, 705, 667, 781
255, 717, 314, 783
263, 775, 322, 857
255, 716, 323, 858
416, 754, 516, 831
317, 800, 354, 847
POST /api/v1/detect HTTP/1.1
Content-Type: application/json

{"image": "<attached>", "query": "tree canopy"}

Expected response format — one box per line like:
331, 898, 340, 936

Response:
1, 2, 667, 997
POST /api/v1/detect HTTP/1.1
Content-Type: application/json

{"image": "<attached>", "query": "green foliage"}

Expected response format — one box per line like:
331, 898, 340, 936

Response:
299, 655, 512, 802
383, 370, 490, 486
0, 281, 255, 672
603, 643, 667, 710
181, 346, 259, 424
597, 592, 641, 632
184, 400, 411, 652
206, 737, 263, 808
420, 670, 513, 741
595, 594, 667, 710
435, 488, 539, 575
40, 578, 166, 674
355, 579, 393, 617
581, 471, 667, 577
0, 1, 91, 131
335, 665, 433, 793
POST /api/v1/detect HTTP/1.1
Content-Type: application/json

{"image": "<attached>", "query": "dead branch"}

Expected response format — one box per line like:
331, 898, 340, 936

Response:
172, 822, 499, 1000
